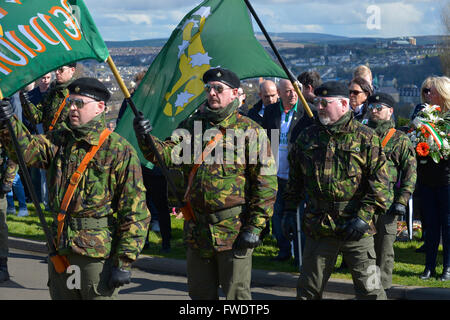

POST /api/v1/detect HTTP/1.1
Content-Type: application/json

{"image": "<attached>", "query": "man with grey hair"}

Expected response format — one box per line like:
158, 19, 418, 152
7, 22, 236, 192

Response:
282, 81, 390, 300
263, 78, 315, 264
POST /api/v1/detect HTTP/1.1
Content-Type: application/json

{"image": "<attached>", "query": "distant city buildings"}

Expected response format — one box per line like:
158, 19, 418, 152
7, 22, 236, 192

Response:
77, 35, 443, 122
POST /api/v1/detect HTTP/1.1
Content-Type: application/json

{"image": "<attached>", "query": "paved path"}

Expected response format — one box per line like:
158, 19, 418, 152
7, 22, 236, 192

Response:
0, 249, 299, 300
6, 237, 450, 300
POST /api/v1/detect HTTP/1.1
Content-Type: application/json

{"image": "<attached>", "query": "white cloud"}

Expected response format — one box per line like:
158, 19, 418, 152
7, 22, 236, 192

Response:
82, 0, 444, 40
104, 13, 152, 25
376, 2, 424, 36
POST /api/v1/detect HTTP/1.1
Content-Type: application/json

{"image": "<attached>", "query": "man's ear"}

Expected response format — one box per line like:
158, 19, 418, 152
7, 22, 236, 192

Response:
389, 107, 394, 118
96, 100, 106, 114
340, 98, 349, 112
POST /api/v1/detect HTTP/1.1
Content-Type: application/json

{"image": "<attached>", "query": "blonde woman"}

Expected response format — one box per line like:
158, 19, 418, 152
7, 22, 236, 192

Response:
417, 76, 450, 281
430, 76, 450, 112
411, 76, 437, 256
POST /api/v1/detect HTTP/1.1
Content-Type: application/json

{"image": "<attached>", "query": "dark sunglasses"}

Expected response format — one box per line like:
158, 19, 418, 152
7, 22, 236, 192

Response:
56, 66, 69, 73
313, 97, 340, 108
349, 90, 365, 96
369, 103, 389, 111
67, 97, 96, 109
422, 88, 431, 94
204, 83, 232, 94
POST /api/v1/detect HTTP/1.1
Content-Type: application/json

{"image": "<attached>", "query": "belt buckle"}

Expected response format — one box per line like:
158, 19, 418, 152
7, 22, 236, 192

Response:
70, 170, 82, 185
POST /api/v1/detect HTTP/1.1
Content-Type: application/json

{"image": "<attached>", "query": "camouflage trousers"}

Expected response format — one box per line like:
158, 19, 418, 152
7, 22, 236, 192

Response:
0, 196, 7, 258
297, 235, 386, 300
373, 214, 398, 290
48, 252, 119, 300
186, 247, 253, 300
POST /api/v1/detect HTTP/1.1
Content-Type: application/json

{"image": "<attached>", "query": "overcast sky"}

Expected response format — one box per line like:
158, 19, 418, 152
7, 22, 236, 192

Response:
84, 0, 447, 41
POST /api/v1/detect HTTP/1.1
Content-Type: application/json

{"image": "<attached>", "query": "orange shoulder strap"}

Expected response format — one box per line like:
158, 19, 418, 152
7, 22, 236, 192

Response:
381, 128, 396, 148
56, 129, 112, 247
49, 92, 70, 131
183, 129, 225, 202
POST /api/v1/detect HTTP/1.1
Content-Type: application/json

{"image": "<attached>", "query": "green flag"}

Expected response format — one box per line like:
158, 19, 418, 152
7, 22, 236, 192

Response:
0, 0, 109, 98
115, 0, 287, 165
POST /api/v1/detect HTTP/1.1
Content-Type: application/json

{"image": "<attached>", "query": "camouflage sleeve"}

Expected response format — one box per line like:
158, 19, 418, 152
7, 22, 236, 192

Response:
394, 136, 417, 206
2, 158, 18, 189
359, 134, 391, 221
111, 143, 151, 269
0, 116, 54, 170
283, 139, 306, 211
136, 133, 178, 168
243, 127, 277, 234
22, 93, 44, 125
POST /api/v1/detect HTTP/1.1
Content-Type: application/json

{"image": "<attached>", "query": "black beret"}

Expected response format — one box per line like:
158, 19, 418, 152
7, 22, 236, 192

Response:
368, 92, 396, 108
68, 77, 111, 103
202, 67, 240, 89
314, 81, 348, 97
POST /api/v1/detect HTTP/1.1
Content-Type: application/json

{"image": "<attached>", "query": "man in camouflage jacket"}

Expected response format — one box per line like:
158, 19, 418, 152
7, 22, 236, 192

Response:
21, 63, 76, 133
282, 81, 390, 300
0, 142, 18, 282
134, 68, 277, 300
0, 78, 150, 299
367, 92, 417, 290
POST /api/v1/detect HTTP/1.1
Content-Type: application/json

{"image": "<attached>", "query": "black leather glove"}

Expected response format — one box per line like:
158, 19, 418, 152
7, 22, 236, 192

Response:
342, 217, 370, 242
281, 211, 297, 241
0, 99, 14, 125
19, 90, 31, 106
233, 230, 260, 250
388, 203, 406, 217
133, 112, 152, 140
109, 267, 131, 289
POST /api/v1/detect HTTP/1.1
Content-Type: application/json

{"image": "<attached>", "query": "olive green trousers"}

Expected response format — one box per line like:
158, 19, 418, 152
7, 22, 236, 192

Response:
186, 247, 253, 300
47, 253, 119, 300
373, 214, 398, 290
298, 235, 386, 300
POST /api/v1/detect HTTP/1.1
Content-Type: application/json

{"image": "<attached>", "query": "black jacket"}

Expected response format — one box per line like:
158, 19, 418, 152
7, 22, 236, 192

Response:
247, 100, 265, 127
417, 157, 450, 188
354, 103, 370, 123
262, 100, 316, 154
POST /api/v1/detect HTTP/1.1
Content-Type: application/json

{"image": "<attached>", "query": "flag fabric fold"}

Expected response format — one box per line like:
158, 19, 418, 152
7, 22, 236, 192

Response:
115, 0, 287, 165
0, 0, 109, 98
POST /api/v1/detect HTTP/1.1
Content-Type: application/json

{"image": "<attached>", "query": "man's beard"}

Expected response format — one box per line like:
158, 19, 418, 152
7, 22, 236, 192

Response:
318, 114, 332, 125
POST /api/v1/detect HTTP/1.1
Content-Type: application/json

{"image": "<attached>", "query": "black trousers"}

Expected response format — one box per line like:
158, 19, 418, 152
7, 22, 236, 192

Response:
142, 165, 171, 248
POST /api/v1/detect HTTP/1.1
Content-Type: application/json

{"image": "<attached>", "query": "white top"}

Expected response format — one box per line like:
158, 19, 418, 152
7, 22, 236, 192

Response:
277, 109, 295, 180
